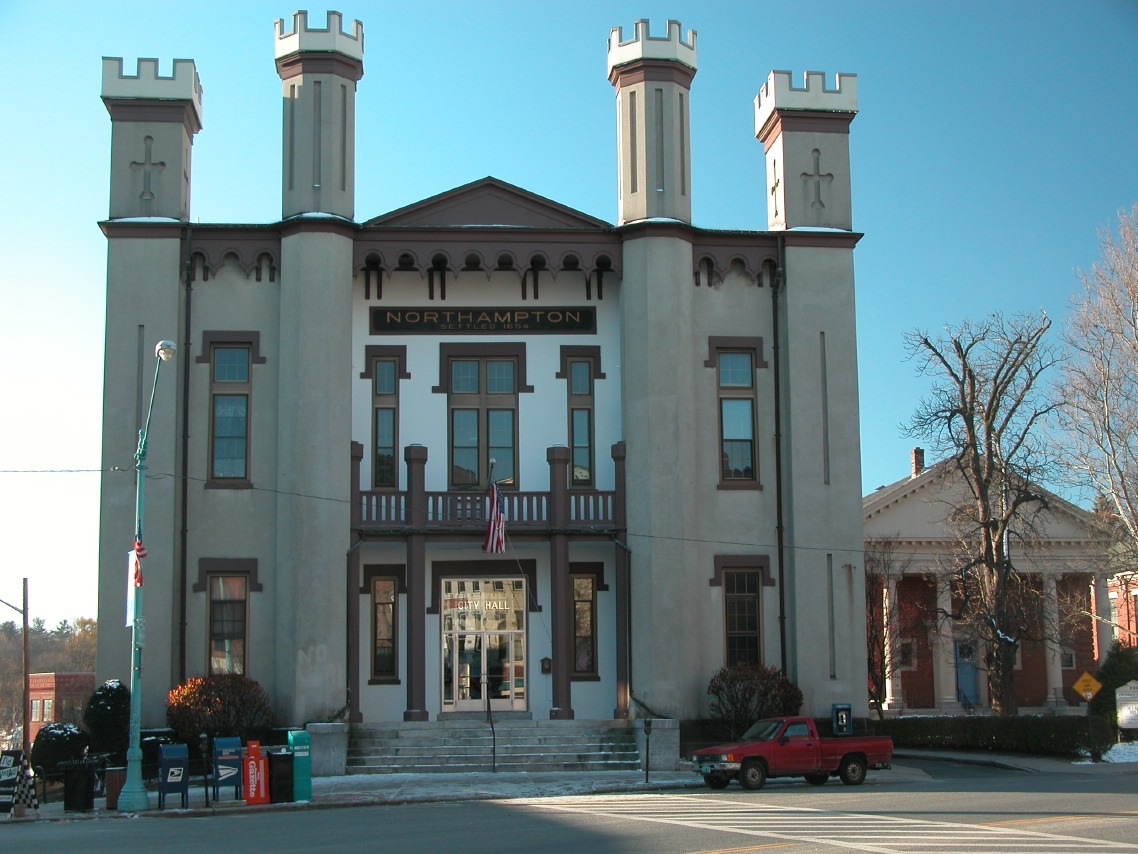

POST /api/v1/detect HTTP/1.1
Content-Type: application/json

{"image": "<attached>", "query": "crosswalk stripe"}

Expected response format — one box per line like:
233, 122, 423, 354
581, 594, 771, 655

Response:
512, 794, 1138, 853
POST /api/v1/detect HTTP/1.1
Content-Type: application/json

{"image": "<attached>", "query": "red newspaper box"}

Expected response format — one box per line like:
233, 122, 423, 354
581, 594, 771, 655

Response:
244, 740, 269, 805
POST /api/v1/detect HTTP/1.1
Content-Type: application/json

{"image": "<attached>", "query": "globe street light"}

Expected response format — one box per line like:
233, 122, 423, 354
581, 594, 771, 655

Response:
118, 339, 176, 812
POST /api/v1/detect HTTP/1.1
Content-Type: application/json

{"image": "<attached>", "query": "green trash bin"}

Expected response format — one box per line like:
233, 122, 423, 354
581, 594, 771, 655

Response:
60, 759, 97, 812
288, 730, 311, 802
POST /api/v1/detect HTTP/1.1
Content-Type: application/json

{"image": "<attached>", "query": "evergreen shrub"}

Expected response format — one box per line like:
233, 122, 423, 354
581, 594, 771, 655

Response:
30, 722, 89, 776
82, 679, 130, 765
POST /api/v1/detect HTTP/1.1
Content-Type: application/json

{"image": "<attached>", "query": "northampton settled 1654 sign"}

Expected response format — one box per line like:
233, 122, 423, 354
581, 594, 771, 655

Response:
371, 307, 597, 335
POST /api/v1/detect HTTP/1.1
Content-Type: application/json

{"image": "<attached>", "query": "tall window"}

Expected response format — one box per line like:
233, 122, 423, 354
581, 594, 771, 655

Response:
211, 345, 250, 480
31, 699, 40, 722
572, 575, 596, 675
718, 351, 756, 482
372, 577, 398, 680
568, 360, 594, 487
42, 699, 53, 723
448, 357, 517, 487
725, 570, 760, 665
209, 575, 247, 675
373, 358, 399, 488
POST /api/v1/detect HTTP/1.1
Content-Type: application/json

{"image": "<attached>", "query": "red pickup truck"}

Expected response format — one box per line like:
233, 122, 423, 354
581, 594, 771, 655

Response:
692, 716, 893, 790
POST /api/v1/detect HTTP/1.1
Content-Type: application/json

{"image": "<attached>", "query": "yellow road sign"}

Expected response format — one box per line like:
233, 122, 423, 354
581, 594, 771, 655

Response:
1073, 671, 1102, 701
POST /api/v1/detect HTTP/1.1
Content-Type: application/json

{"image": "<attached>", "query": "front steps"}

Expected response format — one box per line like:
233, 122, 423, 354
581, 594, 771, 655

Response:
347, 719, 642, 774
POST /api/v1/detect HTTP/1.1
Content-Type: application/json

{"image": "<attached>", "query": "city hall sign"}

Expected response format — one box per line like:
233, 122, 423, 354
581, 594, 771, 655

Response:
371, 307, 596, 335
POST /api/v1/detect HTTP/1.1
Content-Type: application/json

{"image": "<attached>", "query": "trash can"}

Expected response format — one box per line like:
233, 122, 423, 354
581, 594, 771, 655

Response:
212, 737, 243, 800
288, 730, 311, 802
157, 744, 189, 809
103, 766, 127, 810
268, 748, 294, 804
60, 759, 97, 812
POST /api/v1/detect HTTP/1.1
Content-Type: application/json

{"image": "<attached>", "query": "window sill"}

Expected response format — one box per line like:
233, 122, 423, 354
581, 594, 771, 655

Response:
717, 481, 762, 491
367, 678, 401, 686
571, 673, 600, 682
206, 479, 254, 490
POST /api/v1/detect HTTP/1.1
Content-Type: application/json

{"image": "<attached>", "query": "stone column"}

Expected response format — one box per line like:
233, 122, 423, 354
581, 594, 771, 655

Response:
933, 577, 960, 710
1044, 574, 1067, 708
1094, 573, 1115, 664
883, 577, 904, 710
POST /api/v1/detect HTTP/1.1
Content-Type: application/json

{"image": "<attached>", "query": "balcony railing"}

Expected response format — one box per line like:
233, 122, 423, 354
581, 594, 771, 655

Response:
352, 442, 626, 537
357, 489, 617, 530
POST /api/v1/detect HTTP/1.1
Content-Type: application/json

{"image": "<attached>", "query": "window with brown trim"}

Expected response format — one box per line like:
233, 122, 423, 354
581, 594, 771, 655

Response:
724, 570, 761, 665
210, 345, 251, 481
372, 576, 398, 679
208, 575, 247, 675
572, 575, 596, 675
718, 351, 756, 482
706, 338, 766, 489
373, 358, 399, 488
448, 357, 517, 487
568, 359, 595, 486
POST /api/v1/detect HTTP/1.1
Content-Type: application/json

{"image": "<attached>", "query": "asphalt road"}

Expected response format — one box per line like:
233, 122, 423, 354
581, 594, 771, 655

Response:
8, 759, 1138, 853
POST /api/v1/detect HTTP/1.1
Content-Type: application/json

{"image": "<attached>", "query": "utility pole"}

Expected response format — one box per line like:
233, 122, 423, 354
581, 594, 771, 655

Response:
0, 579, 30, 757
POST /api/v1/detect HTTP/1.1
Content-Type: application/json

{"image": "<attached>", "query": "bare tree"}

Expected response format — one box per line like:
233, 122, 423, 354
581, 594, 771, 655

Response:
905, 311, 1062, 715
1060, 205, 1138, 570
865, 536, 921, 718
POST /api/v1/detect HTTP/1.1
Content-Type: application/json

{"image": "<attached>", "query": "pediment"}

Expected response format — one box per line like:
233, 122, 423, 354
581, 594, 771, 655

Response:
364, 177, 612, 230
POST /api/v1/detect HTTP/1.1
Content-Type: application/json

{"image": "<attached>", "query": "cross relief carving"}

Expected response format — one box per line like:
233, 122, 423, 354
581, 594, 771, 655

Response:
130, 136, 166, 201
801, 148, 833, 209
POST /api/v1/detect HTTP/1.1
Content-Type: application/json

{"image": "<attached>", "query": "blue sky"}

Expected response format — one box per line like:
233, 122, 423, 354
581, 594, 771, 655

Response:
1, 0, 1136, 626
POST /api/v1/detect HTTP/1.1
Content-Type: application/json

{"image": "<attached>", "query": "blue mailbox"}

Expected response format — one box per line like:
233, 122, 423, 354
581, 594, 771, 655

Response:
212, 737, 243, 800
288, 730, 312, 802
157, 743, 189, 809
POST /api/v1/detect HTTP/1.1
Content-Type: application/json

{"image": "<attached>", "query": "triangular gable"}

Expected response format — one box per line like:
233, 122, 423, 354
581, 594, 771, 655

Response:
363, 177, 613, 229
864, 458, 1110, 545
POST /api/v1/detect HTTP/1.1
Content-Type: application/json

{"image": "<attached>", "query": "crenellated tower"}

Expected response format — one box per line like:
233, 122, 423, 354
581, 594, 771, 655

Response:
275, 10, 364, 219
101, 58, 203, 220
607, 20, 697, 225
272, 11, 364, 724
754, 71, 857, 231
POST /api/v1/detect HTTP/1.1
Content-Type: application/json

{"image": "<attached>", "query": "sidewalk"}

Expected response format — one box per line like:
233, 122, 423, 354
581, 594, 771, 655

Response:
7, 751, 1132, 822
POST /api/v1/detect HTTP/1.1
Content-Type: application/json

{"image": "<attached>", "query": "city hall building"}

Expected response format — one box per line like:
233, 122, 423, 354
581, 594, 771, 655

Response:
96, 12, 866, 741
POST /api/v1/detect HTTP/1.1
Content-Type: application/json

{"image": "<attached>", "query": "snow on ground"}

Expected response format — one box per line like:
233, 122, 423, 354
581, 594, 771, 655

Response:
1076, 741, 1138, 764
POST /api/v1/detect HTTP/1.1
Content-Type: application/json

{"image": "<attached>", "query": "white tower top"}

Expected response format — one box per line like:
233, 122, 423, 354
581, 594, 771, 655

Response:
101, 57, 203, 130
606, 19, 697, 77
754, 70, 857, 133
275, 10, 364, 60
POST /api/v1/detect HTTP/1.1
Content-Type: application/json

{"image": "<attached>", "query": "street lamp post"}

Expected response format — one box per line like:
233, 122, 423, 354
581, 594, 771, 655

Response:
118, 339, 177, 812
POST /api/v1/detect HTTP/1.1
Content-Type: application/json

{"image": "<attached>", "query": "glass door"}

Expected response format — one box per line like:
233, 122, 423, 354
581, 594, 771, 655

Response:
442, 578, 527, 712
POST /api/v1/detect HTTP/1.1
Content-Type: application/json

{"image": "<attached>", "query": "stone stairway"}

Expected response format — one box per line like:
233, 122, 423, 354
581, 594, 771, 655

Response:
347, 718, 642, 774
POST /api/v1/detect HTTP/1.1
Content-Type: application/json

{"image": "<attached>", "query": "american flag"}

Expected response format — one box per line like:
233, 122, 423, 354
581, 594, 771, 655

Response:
482, 482, 506, 554
132, 539, 146, 586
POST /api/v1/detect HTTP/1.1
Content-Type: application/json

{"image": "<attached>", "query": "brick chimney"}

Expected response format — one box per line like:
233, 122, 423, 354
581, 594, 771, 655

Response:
911, 447, 925, 478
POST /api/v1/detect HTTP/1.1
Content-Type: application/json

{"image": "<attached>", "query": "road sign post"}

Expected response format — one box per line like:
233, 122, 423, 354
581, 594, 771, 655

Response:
1073, 671, 1103, 760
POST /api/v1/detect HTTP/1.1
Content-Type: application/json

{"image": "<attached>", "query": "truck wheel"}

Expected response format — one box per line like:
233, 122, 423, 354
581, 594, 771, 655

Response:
703, 773, 730, 790
804, 774, 828, 786
838, 756, 867, 786
739, 760, 767, 791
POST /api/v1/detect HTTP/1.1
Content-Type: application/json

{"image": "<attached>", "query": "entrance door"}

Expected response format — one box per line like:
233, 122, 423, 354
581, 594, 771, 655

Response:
442, 578, 527, 712
955, 640, 979, 707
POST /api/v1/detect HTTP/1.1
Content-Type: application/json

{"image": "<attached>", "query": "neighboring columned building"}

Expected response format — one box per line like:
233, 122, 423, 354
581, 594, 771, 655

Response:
864, 449, 1111, 713
96, 12, 866, 735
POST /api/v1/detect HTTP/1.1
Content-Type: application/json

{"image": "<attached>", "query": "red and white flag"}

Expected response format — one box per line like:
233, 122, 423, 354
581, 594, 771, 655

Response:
482, 482, 506, 554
